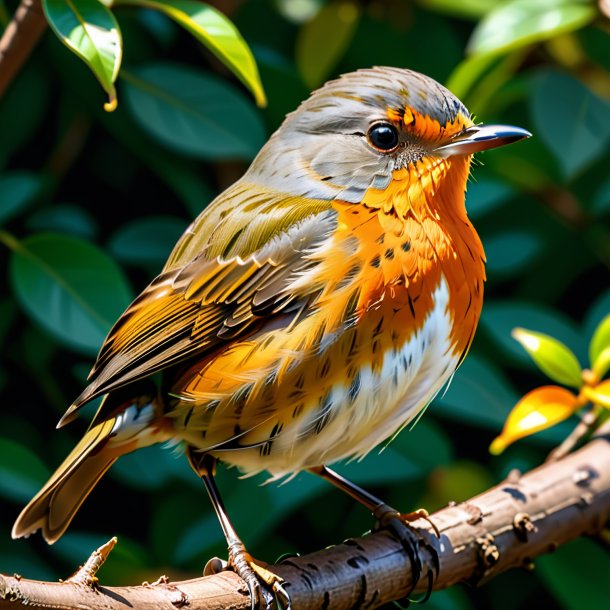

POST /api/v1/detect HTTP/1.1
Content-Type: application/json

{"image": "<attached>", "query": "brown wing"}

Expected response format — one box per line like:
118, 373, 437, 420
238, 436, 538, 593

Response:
59, 182, 336, 426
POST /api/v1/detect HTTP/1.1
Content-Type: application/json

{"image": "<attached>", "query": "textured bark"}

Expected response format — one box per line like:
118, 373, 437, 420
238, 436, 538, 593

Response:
1, 432, 610, 610
0, 0, 47, 97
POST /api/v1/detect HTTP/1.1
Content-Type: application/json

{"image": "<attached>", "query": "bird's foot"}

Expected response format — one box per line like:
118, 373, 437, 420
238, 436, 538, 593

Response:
373, 505, 439, 605
204, 541, 291, 610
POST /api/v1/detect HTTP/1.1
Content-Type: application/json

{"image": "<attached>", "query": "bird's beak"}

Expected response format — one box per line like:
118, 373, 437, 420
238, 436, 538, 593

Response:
434, 124, 532, 158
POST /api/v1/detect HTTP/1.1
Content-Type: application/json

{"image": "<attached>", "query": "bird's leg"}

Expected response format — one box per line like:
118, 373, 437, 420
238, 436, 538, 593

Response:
187, 449, 291, 610
309, 465, 439, 602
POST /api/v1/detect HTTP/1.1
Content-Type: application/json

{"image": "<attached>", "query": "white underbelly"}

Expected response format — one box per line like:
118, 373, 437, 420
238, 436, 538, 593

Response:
218, 278, 459, 480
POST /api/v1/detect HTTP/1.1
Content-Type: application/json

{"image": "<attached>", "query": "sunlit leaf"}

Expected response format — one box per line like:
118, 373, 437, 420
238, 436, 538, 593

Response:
0, 172, 44, 225
490, 386, 579, 454
446, 52, 499, 100
114, 0, 266, 106
512, 327, 582, 388
296, 1, 360, 89
122, 63, 265, 160
43, 0, 122, 109
467, 0, 596, 57
9, 233, 132, 356
419, 0, 502, 19
531, 70, 610, 179
590, 313, 610, 374
582, 379, 610, 409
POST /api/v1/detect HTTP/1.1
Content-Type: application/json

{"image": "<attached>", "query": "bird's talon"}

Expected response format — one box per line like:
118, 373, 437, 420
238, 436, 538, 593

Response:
273, 581, 292, 610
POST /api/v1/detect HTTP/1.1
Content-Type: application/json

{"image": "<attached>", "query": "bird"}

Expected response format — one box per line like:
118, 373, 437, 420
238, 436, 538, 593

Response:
12, 66, 530, 607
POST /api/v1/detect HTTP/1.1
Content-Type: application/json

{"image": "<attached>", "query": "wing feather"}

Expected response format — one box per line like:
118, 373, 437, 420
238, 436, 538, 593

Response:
59, 184, 336, 426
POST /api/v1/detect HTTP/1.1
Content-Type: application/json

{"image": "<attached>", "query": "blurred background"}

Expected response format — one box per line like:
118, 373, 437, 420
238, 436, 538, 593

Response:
1, 0, 610, 608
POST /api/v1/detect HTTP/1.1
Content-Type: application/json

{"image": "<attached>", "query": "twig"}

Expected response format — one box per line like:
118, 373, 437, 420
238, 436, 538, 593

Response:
65, 537, 117, 587
1, 429, 610, 609
0, 0, 47, 98
546, 407, 600, 462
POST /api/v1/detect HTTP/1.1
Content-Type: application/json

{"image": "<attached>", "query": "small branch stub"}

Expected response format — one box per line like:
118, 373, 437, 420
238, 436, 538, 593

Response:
66, 537, 117, 587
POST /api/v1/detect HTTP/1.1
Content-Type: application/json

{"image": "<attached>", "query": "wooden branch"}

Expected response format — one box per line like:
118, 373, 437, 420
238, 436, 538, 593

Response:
2, 432, 610, 610
0, 0, 47, 98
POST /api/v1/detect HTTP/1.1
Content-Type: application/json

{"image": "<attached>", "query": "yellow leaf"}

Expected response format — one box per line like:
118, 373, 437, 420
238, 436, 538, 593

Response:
582, 380, 610, 409
490, 386, 578, 454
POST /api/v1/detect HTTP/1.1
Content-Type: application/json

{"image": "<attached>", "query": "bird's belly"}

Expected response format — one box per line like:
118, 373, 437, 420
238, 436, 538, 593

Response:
189, 278, 459, 480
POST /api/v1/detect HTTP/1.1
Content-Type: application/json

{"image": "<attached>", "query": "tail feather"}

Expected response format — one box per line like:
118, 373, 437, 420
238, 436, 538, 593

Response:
12, 419, 119, 543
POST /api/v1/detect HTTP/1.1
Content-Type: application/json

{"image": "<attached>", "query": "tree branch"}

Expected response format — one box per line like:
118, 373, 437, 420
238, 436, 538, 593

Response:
2, 431, 610, 610
0, 0, 47, 98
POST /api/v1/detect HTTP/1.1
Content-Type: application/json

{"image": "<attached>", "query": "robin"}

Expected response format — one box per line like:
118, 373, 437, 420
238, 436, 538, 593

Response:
12, 67, 530, 607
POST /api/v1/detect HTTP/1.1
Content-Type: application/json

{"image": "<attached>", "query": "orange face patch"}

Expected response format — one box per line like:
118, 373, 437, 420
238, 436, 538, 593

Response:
386, 106, 472, 143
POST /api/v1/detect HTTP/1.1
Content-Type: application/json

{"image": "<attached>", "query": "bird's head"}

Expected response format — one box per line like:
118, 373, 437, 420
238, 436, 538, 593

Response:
248, 67, 530, 218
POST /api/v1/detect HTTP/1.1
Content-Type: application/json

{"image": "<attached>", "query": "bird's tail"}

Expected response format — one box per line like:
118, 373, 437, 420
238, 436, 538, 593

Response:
12, 394, 167, 544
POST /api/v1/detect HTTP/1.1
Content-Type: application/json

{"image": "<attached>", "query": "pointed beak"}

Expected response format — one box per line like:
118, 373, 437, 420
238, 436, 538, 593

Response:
434, 124, 532, 158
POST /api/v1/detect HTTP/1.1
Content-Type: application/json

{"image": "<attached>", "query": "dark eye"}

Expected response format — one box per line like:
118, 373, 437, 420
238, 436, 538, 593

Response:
367, 123, 399, 151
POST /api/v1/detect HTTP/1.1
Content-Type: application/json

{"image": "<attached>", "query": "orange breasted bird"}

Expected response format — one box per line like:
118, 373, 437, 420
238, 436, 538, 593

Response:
12, 67, 530, 606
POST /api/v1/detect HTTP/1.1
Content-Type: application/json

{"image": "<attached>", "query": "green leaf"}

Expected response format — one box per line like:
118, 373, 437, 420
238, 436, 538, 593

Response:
114, 0, 266, 106
467, 0, 596, 57
485, 231, 543, 278
26, 204, 99, 240
8, 233, 133, 356
592, 174, 610, 216
512, 327, 582, 388
590, 313, 610, 377
531, 70, 610, 179
537, 538, 610, 610
0, 437, 50, 502
122, 63, 266, 160
445, 53, 500, 100
43, 0, 122, 109
481, 301, 585, 366
107, 216, 186, 269
0, 172, 44, 225
295, 1, 360, 89
418, 0, 503, 19
435, 355, 519, 429
466, 179, 515, 219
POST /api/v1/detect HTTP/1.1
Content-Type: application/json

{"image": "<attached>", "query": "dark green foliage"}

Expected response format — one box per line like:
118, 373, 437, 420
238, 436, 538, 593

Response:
0, 0, 609, 607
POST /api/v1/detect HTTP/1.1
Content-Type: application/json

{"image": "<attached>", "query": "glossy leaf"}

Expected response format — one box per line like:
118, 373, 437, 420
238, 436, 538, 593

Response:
481, 301, 585, 365
512, 327, 582, 388
418, 0, 502, 19
531, 71, 610, 179
0, 172, 44, 225
583, 380, 610, 409
590, 313, 610, 375
435, 355, 519, 429
114, 0, 266, 106
467, 0, 596, 57
296, 1, 360, 89
25, 204, 99, 240
485, 231, 543, 277
490, 385, 579, 454
107, 216, 186, 269
43, 0, 122, 109
9, 233, 132, 356
122, 63, 266, 160
466, 178, 515, 219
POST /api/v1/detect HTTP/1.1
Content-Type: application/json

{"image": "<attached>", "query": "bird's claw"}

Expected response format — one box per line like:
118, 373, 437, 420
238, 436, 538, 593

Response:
373, 505, 439, 606
205, 542, 291, 610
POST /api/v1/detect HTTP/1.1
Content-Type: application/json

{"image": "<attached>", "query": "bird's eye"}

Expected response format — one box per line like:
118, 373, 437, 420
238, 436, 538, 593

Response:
367, 123, 399, 152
